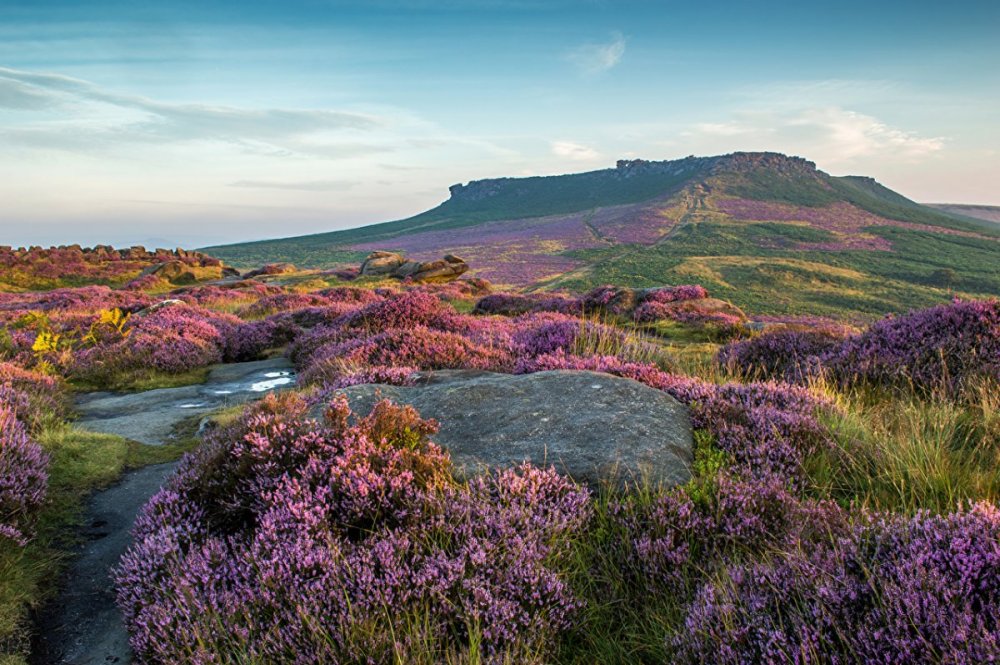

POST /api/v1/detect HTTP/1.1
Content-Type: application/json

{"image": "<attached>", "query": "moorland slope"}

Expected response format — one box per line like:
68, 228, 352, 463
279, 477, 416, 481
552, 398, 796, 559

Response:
205, 152, 1000, 319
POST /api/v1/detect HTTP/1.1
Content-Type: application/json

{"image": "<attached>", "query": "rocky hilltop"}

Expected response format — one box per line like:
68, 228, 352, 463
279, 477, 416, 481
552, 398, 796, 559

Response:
204, 151, 1000, 319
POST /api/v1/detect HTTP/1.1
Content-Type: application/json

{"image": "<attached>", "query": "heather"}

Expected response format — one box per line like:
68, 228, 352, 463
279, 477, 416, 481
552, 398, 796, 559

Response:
0, 269, 998, 663
114, 395, 591, 662
720, 298, 1000, 393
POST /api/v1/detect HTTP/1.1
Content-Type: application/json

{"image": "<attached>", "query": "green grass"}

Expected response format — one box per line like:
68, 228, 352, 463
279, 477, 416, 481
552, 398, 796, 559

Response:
70, 366, 210, 393
551, 220, 1000, 320
809, 379, 1000, 513
0, 427, 197, 663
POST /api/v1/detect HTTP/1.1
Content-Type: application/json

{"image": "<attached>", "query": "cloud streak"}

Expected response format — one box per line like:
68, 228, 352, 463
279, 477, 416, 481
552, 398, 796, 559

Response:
565, 31, 626, 75
229, 179, 361, 191
680, 106, 945, 166
0, 66, 383, 158
551, 140, 599, 161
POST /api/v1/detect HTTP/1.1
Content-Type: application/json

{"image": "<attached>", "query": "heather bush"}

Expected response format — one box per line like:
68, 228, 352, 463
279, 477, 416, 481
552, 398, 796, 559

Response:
633, 299, 744, 330
72, 304, 236, 383
300, 325, 514, 385
718, 326, 850, 382
0, 361, 68, 430
474, 292, 581, 316
115, 396, 591, 662
638, 285, 708, 305
334, 290, 458, 334
823, 298, 1000, 394
578, 285, 638, 315
236, 292, 333, 318
672, 503, 1000, 664
0, 405, 49, 545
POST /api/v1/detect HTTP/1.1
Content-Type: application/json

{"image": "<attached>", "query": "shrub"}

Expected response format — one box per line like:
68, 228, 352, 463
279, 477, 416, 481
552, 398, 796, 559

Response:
673, 503, 1000, 664
638, 285, 708, 305
718, 327, 851, 382
115, 397, 590, 662
0, 361, 68, 430
822, 298, 1000, 394
0, 405, 49, 545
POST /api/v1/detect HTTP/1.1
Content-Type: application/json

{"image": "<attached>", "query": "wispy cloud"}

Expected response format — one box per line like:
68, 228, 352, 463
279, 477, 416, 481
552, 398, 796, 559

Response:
229, 179, 360, 191
565, 31, 626, 75
678, 106, 945, 166
0, 66, 383, 158
551, 140, 600, 161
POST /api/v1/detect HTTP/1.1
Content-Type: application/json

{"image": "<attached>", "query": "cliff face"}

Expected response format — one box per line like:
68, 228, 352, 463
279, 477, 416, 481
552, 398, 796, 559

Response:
444, 152, 820, 204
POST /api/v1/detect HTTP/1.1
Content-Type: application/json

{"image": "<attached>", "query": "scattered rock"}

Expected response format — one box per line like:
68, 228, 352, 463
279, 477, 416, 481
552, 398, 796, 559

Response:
141, 260, 199, 284
405, 254, 469, 282
328, 369, 693, 488
359, 251, 469, 283
360, 251, 407, 277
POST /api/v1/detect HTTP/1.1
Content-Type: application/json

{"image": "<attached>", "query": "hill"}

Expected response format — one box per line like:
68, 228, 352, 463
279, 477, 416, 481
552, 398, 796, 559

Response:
204, 152, 1000, 319
926, 203, 1000, 226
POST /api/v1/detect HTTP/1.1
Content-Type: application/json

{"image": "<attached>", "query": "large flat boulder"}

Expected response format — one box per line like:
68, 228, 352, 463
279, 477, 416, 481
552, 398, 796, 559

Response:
328, 369, 693, 488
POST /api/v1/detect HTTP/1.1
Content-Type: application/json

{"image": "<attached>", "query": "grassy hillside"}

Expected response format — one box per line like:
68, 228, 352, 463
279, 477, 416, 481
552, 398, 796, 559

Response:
204, 152, 1000, 319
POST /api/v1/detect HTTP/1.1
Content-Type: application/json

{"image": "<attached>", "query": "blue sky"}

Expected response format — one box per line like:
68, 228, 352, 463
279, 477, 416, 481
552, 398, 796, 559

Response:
1, 0, 998, 247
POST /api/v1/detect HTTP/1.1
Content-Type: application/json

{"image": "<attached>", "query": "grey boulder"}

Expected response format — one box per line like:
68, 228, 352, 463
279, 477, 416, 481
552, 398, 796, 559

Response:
328, 369, 693, 488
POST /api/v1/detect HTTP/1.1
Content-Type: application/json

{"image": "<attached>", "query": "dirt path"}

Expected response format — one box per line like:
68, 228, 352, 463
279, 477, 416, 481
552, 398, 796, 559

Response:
33, 358, 296, 664
33, 462, 178, 664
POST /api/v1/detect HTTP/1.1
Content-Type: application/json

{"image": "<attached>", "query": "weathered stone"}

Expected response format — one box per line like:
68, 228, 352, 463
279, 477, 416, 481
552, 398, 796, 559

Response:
405, 255, 469, 282
133, 299, 186, 317
393, 260, 423, 278
328, 369, 693, 488
360, 251, 407, 276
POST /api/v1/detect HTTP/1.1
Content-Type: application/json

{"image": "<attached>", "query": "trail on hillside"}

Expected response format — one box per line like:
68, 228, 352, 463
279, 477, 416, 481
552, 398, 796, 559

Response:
33, 359, 295, 665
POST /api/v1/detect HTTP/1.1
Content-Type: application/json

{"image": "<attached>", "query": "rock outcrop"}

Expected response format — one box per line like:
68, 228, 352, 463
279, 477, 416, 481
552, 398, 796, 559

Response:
328, 369, 693, 488
359, 252, 469, 283
359, 251, 407, 277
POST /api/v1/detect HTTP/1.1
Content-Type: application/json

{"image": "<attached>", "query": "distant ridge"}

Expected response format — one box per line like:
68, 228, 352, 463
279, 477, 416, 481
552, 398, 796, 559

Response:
205, 152, 1000, 319
926, 204, 1000, 226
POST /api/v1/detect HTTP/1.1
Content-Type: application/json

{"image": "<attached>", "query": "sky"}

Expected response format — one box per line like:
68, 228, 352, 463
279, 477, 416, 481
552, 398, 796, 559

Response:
1, 0, 998, 248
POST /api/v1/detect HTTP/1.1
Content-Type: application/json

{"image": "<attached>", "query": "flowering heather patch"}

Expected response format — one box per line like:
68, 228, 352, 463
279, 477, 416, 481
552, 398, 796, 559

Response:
673, 503, 1000, 664
579, 285, 638, 315
0, 362, 68, 430
716, 198, 993, 251
115, 396, 591, 661
407, 277, 493, 301
333, 289, 459, 333
718, 327, 852, 382
236, 292, 334, 318
473, 292, 582, 316
316, 285, 385, 306
638, 284, 709, 304
171, 281, 282, 307
823, 298, 1000, 393
634, 299, 747, 336
0, 404, 49, 545
73, 304, 235, 381
618, 474, 848, 600
0, 285, 152, 316
300, 326, 514, 385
